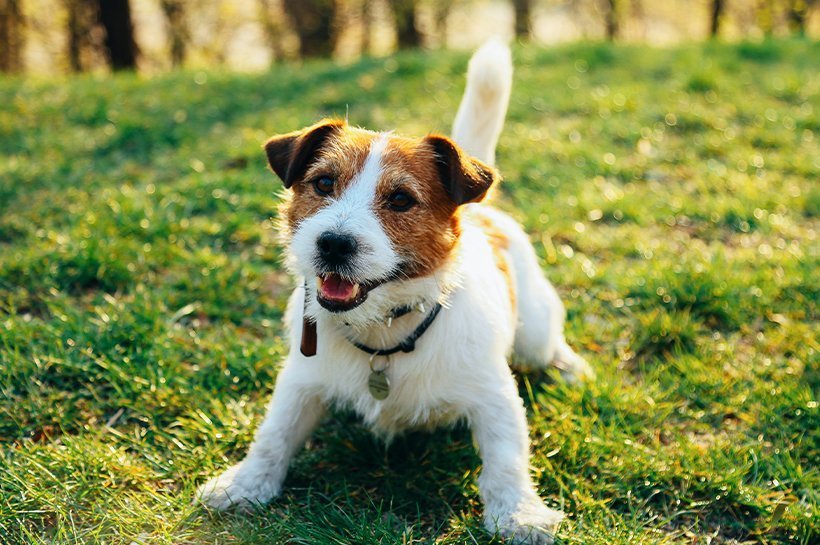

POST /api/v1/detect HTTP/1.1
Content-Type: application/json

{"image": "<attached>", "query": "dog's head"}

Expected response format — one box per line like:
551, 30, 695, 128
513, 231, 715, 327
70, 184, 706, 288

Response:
266, 119, 499, 324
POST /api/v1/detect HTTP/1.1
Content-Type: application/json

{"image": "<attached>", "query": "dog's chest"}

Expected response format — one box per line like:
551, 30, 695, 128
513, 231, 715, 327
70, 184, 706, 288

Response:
315, 348, 465, 435
352, 391, 463, 437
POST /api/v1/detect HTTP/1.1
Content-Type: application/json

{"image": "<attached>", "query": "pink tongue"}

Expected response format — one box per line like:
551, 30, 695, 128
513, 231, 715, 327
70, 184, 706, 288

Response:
320, 274, 356, 301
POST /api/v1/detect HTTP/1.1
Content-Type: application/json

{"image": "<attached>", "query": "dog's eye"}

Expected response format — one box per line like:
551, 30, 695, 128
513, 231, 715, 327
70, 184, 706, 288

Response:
387, 190, 415, 212
313, 176, 335, 196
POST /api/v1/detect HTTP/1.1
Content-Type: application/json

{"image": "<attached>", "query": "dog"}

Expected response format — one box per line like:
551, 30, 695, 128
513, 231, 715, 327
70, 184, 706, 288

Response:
197, 39, 593, 544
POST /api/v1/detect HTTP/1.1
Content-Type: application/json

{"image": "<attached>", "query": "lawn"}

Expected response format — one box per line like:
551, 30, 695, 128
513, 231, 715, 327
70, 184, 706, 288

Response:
0, 40, 817, 544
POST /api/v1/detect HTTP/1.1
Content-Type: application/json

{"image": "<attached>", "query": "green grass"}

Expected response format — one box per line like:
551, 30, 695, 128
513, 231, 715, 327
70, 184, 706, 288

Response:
0, 39, 818, 544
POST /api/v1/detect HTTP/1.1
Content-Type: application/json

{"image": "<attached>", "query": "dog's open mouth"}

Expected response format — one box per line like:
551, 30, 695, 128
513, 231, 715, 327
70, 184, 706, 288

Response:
316, 273, 370, 312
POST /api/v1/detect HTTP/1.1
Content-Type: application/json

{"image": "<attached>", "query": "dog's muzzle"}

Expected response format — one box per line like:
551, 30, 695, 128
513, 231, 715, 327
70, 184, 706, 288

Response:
314, 231, 367, 312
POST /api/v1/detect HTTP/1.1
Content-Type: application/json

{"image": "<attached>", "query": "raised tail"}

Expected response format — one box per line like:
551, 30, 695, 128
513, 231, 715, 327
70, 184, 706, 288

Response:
451, 38, 513, 167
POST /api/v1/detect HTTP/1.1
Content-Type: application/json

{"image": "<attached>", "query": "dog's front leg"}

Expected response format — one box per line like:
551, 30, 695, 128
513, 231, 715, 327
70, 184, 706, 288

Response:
197, 365, 324, 510
470, 376, 564, 545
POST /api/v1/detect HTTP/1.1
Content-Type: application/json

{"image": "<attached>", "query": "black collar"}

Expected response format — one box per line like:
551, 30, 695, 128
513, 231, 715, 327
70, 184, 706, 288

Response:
386, 304, 415, 320
348, 303, 443, 357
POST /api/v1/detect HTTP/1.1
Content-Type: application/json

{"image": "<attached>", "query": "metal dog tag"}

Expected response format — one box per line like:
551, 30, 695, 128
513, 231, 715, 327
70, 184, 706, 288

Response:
368, 370, 390, 400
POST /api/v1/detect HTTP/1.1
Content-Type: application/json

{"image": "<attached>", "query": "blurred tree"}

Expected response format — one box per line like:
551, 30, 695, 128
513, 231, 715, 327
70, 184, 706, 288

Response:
630, 0, 646, 40
0, 0, 24, 72
258, 0, 288, 62
604, 0, 619, 40
282, 0, 339, 57
360, 0, 373, 54
160, 0, 189, 67
710, 0, 724, 36
64, 0, 97, 71
432, 0, 455, 47
512, 0, 532, 39
392, 0, 421, 48
787, 0, 815, 34
756, 0, 776, 36
96, 0, 138, 69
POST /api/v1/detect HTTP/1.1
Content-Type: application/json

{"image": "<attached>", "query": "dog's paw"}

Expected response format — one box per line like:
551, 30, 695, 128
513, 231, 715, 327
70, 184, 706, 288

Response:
487, 500, 564, 545
196, 463, 279, 511
553, 345, 595, 385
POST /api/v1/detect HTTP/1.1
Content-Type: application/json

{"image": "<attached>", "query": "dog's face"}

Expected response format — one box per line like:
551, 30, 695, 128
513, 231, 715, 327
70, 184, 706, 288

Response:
265, 119, 498, 320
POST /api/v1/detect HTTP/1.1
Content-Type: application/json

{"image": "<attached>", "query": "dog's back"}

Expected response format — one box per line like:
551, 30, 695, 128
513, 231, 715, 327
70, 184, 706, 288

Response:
452, 41, 594, 382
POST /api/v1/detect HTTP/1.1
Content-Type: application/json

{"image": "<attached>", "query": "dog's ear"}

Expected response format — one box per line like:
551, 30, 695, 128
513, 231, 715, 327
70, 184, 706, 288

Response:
264, 119, 344, 188
424, 135, 499, 205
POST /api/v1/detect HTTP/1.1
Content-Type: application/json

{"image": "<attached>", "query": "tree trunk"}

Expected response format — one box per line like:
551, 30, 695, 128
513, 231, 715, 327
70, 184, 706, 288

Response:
67, 4, 82, 71
64, 0, 97, 72
360, 0, 372, 55
787, 0, 813, 35
160, 0, 188, 67
0, 0, 24, 72
433, 0, 454, 48
756, 0, 775, 36
512, 0, 532, 40
257, 0, 287, 63
605, 0, 618, 40
282, 0, 338, 58
631, 0, 646, 40
710, 0, 724, 36
392, 0, 421, 49
96, 0, 139, 70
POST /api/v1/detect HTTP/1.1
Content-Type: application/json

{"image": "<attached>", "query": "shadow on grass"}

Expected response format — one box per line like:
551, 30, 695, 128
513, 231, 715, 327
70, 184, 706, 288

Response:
196, 409, 487, 542
194, 368, 567, 542
195, 368, 578, 541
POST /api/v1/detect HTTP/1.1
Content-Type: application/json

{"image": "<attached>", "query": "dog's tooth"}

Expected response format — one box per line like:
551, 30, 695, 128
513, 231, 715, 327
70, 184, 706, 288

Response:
417, 302, 425, 313
350, 283, 360, 298
315, 276, 323, 289
386, 316, 393, 328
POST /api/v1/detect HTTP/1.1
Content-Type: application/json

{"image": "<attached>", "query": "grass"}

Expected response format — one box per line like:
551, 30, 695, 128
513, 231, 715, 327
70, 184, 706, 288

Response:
0, 39, 817, 544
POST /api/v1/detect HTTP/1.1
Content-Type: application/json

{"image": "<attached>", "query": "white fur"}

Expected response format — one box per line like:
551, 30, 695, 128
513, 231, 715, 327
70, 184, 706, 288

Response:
451, 37, 513, 166
198, 40, 592, 545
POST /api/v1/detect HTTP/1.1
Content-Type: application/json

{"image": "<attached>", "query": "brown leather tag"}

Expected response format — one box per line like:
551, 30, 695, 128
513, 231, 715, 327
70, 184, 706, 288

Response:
300, 282, 317, 357
300, 316, 317, 357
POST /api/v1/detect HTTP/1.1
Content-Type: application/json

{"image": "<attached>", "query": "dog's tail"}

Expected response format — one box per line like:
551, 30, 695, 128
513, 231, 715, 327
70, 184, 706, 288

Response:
451, 38, 513, 167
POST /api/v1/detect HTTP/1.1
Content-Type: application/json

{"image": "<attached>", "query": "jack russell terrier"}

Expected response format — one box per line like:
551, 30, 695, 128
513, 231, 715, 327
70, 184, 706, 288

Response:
197, 39, 593, 544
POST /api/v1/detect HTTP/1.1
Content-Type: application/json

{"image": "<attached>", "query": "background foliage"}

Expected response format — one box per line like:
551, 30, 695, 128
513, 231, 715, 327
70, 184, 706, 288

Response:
1, 0, 819, 73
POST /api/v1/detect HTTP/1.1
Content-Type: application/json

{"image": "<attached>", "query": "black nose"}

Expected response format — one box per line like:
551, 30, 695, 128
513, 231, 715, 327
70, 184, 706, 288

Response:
317, 232, 358, 265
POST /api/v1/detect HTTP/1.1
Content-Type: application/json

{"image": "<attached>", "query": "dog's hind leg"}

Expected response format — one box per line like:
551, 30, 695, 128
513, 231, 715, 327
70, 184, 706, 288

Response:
513, 273, 593, 384
490, 212, 593, 383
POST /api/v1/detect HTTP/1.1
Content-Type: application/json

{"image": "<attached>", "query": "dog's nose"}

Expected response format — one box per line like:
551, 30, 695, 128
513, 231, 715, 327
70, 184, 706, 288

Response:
317, 231, 358, 265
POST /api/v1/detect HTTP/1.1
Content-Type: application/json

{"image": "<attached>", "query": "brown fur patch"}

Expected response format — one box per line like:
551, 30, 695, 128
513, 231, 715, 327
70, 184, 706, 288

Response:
265, 120, 344, 188
472, 212, 516, 310
374, 136, 463, 278
280, 126, 374, 233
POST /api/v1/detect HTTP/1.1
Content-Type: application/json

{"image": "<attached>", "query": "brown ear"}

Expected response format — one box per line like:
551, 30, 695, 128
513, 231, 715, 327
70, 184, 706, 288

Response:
425, 135, 499, 205
264, 119, 344, 188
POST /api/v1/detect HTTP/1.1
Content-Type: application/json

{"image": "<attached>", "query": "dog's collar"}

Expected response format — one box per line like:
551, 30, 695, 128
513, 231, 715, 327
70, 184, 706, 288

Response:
347, 303, 443, 357
383, 304, 415, 321
298, 280, 442, 358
